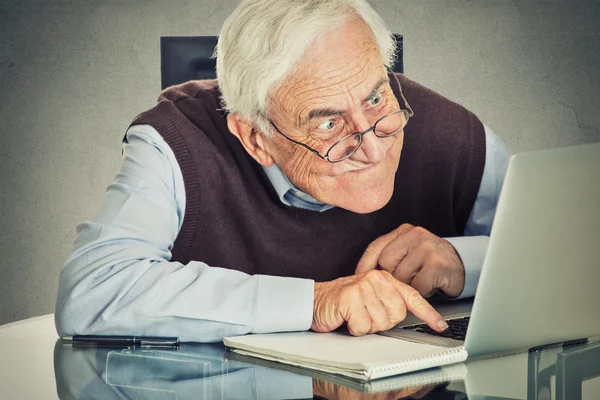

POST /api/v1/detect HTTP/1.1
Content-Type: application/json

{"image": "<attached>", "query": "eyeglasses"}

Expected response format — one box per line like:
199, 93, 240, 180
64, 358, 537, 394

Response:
268, 73, 414, 163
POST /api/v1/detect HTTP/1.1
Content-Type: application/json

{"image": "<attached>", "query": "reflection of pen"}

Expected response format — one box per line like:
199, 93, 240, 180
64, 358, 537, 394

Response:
63, 335, 180, 347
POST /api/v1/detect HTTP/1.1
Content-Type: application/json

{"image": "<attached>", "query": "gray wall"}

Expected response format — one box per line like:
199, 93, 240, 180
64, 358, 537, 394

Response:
1, 0, 599, 326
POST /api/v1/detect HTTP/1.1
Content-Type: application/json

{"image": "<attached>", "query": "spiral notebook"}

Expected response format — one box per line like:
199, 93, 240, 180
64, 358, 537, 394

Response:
224, 331, 467, 381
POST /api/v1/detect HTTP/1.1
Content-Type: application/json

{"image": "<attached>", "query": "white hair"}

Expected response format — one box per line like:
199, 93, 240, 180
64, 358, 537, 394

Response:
214, 0, 397, 135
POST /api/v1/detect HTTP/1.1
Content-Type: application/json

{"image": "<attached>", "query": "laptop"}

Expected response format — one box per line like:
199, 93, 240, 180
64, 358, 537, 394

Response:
381, 141, 600, 357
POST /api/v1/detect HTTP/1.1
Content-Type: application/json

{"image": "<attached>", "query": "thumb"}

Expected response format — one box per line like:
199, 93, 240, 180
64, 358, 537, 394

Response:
355, 224, 413, 274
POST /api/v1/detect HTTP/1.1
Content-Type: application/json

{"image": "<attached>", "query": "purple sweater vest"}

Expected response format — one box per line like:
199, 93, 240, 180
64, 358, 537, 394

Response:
130, 74, 486, 282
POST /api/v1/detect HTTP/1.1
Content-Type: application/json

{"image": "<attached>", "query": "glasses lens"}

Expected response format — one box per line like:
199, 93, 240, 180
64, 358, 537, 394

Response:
374, 111, 408, 137
328, 133, 361, 162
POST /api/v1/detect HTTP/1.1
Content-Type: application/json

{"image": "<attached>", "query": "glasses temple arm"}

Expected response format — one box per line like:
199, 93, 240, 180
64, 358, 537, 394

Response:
389, 69, 414, 117
269, 120, 328, 160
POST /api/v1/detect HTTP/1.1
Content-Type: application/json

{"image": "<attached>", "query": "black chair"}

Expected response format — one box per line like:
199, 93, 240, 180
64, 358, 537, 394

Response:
160, 34, 404, 90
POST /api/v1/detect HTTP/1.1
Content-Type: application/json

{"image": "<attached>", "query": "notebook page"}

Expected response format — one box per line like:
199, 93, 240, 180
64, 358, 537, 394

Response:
224, 331, 467, 380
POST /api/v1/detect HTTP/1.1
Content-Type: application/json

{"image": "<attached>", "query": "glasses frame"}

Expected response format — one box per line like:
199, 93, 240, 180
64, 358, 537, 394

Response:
268, 71, 414, 163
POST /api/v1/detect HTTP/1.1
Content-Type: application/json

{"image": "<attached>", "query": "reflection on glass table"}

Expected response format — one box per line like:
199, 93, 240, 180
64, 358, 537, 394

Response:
54, 338, 600, 399
53, 339, 465, 399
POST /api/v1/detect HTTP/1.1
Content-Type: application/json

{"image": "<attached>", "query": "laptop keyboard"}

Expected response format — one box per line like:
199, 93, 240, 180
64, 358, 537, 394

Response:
403, 316, 470, 341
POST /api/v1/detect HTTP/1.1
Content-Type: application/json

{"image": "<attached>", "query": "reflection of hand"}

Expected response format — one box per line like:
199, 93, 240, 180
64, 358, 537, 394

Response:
311, 270, 448, 336
356, 224, 465, 298
312, 378, 437, 399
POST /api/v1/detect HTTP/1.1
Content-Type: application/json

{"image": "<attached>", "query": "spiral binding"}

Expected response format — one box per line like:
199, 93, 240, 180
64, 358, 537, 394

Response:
364, 364, 467, 392
366, 346, 468, 380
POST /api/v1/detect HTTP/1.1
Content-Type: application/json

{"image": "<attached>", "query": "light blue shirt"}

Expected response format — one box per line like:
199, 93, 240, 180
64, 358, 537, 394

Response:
55, 124, 510, 342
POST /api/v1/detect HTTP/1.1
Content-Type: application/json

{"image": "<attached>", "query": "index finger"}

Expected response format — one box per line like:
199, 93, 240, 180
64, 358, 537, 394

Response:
355, 224, 414, 274
383, 273, 448, 332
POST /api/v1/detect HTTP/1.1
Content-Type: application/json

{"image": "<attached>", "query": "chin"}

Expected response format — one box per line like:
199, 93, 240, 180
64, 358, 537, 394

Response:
342, 162, 399, 214
338, 181, 395, 214
324, 140, 402, 213
349, 191, 394, 214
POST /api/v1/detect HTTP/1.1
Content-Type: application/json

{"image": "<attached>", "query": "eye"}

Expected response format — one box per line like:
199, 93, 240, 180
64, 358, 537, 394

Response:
368, 92, 383, 106
317, 119, 336, 131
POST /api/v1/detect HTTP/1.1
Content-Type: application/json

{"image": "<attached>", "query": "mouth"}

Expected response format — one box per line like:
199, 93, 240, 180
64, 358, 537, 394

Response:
349, 161, 379, 174
344, 151, 391, 176
328, 160, 380, 177
331, 136, 402, 177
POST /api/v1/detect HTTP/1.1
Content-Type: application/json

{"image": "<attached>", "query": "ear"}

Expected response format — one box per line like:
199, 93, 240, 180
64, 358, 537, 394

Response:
227, 114, 275, 167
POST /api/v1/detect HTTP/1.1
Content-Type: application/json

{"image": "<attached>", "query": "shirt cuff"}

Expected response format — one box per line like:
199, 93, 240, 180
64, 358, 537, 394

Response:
443, 236, 490, 299
252, 275, 314, 333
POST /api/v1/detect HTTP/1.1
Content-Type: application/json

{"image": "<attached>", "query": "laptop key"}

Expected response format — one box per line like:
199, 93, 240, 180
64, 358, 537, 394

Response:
404, 317, 470, 341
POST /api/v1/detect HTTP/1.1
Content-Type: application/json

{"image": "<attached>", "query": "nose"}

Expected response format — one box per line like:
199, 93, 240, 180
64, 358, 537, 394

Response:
352, 117, 388, 164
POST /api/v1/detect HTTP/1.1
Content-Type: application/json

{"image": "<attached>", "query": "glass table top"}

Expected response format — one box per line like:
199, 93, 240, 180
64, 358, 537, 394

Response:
54, 337, 600, 399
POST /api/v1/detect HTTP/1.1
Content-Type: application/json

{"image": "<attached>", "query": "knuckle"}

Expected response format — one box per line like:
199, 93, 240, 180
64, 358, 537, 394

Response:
365, 269, 379, 278
396, 305, 408, 321
347, 285, 362, 299
372, 320, 388, 333
425, 254, 442, 269
412, 226, 430, 238
387, 320, 399, 330
438, 255, 451, 268
364, 242, 380, 256
356, 279, 370, 292
407, 289, 425, 307
389, 312, 407, 329
376, 261, 395, 274
394, 270, 411, 284
340, 285, 360, 302
365, 269, 385, 281
348, 322, 370, 336
432, 254, 450, 270
390, 301, 408, 323
425, 240, 438, 253
398, 308, 407, 322
378, 269, 393, 279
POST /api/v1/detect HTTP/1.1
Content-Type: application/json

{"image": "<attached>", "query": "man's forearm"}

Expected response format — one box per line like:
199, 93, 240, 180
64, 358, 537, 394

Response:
56, 242, 314, 341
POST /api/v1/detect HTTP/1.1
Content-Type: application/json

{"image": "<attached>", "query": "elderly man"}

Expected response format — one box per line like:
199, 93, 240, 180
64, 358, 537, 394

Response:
55, 0, 510, 342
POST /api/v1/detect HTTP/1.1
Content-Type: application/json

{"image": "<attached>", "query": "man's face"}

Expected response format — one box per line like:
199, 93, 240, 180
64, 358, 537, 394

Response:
264, 17, 404, 214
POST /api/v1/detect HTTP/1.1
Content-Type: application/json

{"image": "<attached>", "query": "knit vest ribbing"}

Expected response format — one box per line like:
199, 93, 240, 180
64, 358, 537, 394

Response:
129, 74, 486, 282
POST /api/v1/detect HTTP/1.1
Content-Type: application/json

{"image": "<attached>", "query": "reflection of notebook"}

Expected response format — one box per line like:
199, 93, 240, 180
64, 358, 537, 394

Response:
227, 350, 467, 394
226, 142, 600, 380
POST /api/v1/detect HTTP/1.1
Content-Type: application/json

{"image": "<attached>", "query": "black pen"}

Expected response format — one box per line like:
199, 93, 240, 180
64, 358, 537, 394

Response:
63, 335, 180, 347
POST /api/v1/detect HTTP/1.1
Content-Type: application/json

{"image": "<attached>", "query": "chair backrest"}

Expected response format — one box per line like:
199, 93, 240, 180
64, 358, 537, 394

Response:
160, 34, 404, 90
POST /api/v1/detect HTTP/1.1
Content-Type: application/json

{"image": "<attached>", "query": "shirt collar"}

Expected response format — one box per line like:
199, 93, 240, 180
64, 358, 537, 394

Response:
262, 164, 334, 212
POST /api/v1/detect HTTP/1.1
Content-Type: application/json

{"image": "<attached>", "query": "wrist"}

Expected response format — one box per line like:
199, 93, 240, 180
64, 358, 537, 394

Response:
311, 282, 324, 331
442, 240, 466, 298
311, 280, 338, 333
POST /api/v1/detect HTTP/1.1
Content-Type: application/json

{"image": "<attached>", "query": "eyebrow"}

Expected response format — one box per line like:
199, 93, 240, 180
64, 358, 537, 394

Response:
301, 76, 389, 126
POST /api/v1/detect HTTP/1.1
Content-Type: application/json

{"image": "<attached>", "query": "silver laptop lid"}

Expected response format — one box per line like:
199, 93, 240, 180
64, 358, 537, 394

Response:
465, 142, 600, 357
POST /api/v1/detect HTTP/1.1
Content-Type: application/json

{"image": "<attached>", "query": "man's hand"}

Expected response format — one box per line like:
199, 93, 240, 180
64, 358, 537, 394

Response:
356, 224, 465, 298
311, 270, 448, 336
313, 378, 437, 399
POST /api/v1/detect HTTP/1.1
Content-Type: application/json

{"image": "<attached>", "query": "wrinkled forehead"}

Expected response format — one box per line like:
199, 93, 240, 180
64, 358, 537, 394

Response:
270, 17, 387, 118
